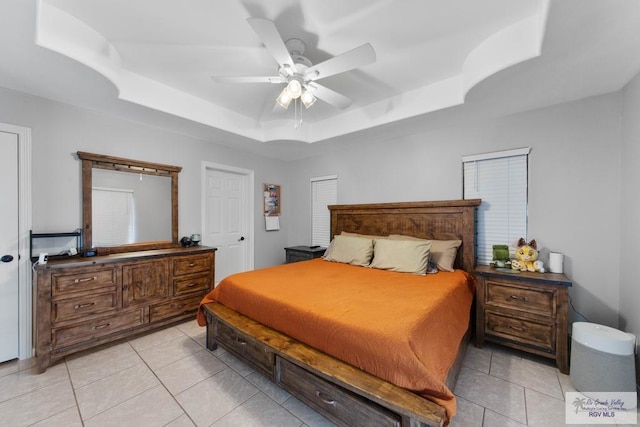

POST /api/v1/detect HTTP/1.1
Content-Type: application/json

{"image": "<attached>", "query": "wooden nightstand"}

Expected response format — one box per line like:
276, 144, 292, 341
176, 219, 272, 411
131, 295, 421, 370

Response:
474, 265, 572, 374
284, 246, 326, 263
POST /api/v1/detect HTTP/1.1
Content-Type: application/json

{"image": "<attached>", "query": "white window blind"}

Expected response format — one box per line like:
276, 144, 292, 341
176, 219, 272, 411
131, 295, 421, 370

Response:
92, 187, 135, 247
463, 148, 529, 265
311, 176, 337, 248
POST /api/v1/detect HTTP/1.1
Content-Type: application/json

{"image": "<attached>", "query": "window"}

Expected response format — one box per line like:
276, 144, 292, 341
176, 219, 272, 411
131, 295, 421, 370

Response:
92, 187, 135, 246
463, 148, 529, 265
311, 175, 337, 248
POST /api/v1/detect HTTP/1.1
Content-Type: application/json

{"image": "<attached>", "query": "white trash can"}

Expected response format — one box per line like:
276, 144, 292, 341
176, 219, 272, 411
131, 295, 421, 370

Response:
570, 322, 636, 397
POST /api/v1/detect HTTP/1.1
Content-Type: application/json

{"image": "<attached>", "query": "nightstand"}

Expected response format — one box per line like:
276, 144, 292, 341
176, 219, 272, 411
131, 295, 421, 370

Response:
474, 265, 572, 373
284, 246, 326, 263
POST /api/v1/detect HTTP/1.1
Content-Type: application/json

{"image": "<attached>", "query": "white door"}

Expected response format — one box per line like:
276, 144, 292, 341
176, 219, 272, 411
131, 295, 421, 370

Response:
203, 167, 251, 283
0, 131, 19, 362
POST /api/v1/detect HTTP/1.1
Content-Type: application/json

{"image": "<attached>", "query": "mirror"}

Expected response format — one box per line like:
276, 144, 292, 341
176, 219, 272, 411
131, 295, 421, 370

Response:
78, 152, 181, 254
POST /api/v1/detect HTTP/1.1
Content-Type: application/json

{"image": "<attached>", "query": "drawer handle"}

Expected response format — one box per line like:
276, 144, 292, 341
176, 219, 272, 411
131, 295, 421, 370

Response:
188, 263, 196, 267
315, 390, 336, 406
509, 325, 525, 332
93, 323, 110, 330
74, 276, 97, 284
509, 295, 529, 302
74, 302, 96, 309
234, 337, 247, 346
187, 283, 199, 288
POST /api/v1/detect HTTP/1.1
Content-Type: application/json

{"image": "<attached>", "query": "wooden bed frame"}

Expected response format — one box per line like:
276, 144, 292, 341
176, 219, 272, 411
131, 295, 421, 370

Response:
203, 199, 481, 427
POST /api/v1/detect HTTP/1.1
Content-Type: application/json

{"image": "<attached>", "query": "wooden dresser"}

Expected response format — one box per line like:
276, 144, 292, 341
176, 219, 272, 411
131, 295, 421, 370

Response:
34, 246, 215, 373
474, 265, 572, 373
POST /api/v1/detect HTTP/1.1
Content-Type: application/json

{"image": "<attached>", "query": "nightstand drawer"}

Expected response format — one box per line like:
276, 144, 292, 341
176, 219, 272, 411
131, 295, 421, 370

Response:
486, 311, 555, 352
486, 281, 556, 317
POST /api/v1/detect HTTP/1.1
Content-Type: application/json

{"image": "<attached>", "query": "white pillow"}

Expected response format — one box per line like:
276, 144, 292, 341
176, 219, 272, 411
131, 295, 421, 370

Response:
323, 235, 374, 266
369, 238, 432, 275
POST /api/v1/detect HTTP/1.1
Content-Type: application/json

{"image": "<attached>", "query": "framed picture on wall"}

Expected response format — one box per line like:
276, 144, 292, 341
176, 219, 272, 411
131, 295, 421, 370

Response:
263, 183, 280, 216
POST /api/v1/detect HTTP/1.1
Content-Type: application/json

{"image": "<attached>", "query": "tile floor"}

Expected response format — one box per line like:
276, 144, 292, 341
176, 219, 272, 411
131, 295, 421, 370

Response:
0, 320, 636, 426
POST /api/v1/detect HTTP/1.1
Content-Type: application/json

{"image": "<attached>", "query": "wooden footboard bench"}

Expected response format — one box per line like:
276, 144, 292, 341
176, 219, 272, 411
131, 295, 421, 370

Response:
204, 301, 470, 427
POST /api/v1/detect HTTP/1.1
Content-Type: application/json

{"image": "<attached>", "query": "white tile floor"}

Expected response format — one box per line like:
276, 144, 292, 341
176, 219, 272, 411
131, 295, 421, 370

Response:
0, 320, 635, 426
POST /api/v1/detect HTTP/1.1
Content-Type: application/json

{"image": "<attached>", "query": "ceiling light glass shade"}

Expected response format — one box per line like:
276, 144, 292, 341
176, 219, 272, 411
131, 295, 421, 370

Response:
286, 80, 302, 98
301, 90, 317, 108
276, 88, 292, 108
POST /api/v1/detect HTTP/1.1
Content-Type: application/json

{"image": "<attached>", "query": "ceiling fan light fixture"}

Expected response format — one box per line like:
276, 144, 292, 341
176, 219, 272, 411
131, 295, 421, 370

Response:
276, 88, 292, 108
286, 79, 302, 98
301, 89, 316, 108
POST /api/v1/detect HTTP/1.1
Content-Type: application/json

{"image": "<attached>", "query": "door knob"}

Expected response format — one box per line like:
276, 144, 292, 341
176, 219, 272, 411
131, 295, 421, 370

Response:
238, 236, 245, 242
1, 255, 14, 263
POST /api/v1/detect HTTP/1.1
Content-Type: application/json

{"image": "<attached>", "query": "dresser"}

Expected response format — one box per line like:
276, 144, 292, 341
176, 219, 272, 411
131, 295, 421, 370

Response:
474, 265, 572, 373
34, 246, 215, 373
284, 246, 326, 263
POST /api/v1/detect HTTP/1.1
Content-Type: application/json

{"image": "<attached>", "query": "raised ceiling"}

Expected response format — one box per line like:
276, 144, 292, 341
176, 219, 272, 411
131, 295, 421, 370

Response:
1, 0, 639, 157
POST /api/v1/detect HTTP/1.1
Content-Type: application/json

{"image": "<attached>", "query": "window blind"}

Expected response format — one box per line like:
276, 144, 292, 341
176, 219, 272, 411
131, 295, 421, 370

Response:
463, 148, 529, 265
311, 176, 337, 248
92, 187, 135, 246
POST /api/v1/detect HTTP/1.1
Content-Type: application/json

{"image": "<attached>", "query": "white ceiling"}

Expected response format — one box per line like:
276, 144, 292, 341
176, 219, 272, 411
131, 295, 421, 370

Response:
1, 0, 639, 159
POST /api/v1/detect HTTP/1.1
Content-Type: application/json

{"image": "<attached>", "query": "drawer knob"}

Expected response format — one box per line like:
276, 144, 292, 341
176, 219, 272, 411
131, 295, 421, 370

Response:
509, 295, 529, 302
315, 389, 336, 406
93, 323, 110, 330
74, 302, 96, 309
74, 276, 97, 284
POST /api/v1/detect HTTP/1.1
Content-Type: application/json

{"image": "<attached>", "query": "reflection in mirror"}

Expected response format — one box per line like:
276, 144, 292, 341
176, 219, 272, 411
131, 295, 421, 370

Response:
92, 169, 172, 246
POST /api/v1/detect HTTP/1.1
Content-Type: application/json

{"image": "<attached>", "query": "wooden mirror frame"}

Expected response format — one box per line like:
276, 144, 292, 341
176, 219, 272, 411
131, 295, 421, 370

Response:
77, 151, 182, 254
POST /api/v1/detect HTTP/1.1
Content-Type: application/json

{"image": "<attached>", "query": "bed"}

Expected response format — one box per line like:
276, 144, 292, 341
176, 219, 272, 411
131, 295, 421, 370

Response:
199, 199, 481, 427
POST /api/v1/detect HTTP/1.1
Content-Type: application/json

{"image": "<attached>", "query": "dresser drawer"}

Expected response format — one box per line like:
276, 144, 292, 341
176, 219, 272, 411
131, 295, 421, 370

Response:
52, 309, 145, 349
173, 255, 212, 276
173, 274, 211, 297
485, 311, 555, 352
149, 294, 203, 323
53, 291, 117, 322
215, 320, 274, 376
486, 280, 556, 317
52, 267, 118, 296
277, 357, 400, 427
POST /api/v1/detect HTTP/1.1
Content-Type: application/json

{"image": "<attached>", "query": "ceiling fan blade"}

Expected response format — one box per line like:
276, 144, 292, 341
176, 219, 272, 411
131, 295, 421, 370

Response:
305, 43, 376, 81
211, 76, 284, 84
247, 18, 296, 72
307, 82, 352, 110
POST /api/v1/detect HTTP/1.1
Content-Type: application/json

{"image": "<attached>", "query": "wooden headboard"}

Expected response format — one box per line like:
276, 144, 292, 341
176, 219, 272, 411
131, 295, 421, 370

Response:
329, 199, 481, 273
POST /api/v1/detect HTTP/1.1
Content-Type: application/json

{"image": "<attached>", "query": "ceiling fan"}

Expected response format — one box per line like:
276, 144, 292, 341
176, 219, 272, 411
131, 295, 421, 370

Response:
212, 18, 376, 110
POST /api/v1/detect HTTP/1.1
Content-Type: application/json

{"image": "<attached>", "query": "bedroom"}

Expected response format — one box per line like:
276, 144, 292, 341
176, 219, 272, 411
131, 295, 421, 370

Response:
0, 0, 639, 426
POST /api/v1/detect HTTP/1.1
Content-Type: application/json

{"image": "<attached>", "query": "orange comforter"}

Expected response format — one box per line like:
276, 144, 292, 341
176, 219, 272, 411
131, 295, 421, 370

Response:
197, 258, 474, 420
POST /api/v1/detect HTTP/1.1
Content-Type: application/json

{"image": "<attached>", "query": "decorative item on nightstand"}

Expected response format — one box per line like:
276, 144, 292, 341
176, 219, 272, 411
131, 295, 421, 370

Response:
285, 246, 326, 263
474, 265, 572, 374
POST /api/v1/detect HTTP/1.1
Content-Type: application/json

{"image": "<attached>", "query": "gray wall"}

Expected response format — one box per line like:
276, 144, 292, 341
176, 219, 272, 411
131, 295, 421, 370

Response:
620, 71, 640, 378
287, 93, 623, 328
0, 87, 289, 269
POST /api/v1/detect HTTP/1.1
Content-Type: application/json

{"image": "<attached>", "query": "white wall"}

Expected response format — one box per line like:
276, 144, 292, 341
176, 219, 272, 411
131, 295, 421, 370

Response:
287, 93, 623, 327
620, 70, 640, 380
0, 87, 290, 270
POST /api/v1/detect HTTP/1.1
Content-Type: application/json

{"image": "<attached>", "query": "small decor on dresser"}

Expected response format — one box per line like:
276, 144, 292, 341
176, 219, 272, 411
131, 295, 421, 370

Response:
511, 238, 545, 272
